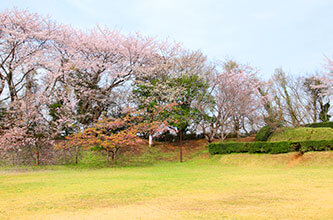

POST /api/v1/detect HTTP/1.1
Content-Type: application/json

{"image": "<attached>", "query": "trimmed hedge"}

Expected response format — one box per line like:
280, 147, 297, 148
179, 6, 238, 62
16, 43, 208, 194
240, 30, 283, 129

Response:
298, 140, 333, 152
209, 142, 247, 154
305, 121, 333, 129
255, 126, 272, 141
209, 139, 333, 155
247, 141, 291, 154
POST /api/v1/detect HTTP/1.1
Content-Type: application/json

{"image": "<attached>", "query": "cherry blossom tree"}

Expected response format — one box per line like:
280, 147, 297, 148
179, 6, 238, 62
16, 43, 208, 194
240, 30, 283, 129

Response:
0, 8, 178, 165
209, 60, 265, 141
320, 58, 333, 97
0, 9, 74, 165
311, 57, 333, 119
51, 26, 159, 126
0, 8, 59, 102
0, 91, 72, 165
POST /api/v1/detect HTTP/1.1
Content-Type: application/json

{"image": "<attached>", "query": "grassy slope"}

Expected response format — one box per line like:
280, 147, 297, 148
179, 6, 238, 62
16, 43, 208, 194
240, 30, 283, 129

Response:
1, 150, 333, 219
268, 127, 333, 142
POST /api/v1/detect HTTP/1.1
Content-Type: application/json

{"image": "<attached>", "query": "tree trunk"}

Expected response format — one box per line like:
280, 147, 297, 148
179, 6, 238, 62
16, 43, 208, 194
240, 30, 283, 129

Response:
220, 129, 226, 142
179, 131, 183, 163
0, 76, 5, 97
106, 150, 110, 162
205, 131, 214, 143
12, 153, 15, 166
233, 116, 240, 138
75, 146, 79, 164
7, 72, 18, 102
149, 134, 153, 147
111, 151, 115, 161
242, 119, 249, 135
313, 97, 317, 123
114, 147, 119, 162
110, 147, 119, 163
35, 150, 40, 166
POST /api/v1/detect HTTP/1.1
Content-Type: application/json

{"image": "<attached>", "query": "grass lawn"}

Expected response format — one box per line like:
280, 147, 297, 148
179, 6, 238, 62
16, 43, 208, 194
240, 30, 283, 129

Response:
268, 127, 333, 142
1, 152, 333, 219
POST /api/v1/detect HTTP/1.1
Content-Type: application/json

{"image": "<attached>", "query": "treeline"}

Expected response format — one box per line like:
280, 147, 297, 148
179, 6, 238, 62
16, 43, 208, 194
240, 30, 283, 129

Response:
0, 9, 332, 165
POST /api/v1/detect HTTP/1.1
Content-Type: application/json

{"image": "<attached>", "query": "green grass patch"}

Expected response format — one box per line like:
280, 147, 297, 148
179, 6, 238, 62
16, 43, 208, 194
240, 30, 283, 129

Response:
269, 127, 333, 142
305, 121, 333, 128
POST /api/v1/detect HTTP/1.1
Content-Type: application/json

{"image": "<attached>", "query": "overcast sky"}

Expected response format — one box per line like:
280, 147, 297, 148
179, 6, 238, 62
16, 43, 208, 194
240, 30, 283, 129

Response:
1, 0, 333, 78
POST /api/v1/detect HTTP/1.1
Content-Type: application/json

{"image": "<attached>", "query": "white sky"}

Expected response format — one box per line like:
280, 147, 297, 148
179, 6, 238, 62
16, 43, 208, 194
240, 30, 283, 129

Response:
1, 0, 333, 79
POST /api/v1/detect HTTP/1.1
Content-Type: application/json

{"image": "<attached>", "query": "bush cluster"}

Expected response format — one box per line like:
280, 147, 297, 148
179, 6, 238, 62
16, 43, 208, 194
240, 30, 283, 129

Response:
255, 126, 272, 141
208, 140, 333, 155
305, 121, 333, 129
154, 132, 205, 142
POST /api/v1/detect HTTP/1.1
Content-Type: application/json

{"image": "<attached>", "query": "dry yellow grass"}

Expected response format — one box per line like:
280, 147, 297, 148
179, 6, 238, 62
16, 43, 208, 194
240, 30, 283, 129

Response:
1, 152, 333, 219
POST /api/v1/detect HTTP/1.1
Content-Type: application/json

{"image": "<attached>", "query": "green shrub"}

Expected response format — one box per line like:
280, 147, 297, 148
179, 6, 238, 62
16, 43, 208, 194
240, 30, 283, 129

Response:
255, 126, 272, 141
208, 140, 333, 155
299, 140, 333, 152
223, 142, 247, 153
247, 142, 265, 153
247, 141, 291, 154
208, 142, 246, 155
208, 142, 221, 155
267, 142, 291, 154
305, 121, 333, 129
